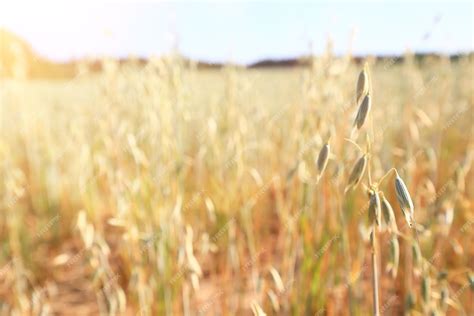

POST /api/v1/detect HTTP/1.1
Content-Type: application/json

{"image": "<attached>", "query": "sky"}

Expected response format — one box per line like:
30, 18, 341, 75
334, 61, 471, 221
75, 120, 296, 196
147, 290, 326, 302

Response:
0, 1, 473, 65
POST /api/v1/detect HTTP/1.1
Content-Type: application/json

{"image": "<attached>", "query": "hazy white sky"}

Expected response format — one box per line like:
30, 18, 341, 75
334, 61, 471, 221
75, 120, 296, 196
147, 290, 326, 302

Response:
0, 1, 472, 64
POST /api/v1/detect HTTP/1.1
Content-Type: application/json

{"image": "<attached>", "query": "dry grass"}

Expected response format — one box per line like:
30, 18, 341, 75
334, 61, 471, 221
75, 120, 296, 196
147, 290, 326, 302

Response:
0, 53, 473, 315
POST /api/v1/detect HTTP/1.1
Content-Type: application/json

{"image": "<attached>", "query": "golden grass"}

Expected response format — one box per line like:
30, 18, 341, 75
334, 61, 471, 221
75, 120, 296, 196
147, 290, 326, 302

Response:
0, 53, 473, 315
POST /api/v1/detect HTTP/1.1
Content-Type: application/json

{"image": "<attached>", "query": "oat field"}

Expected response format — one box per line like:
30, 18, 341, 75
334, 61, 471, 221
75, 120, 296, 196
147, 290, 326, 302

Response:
0, 53, 473, 315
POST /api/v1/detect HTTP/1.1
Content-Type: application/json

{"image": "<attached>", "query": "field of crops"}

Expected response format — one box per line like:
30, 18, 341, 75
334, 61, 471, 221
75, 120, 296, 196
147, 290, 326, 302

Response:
0, 54, 473, 315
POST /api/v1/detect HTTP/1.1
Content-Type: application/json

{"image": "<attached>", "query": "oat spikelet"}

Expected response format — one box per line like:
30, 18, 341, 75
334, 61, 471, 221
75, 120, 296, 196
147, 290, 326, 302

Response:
421, 275, 431, 305
387, 236, 399, 278
345, 154, 367, 193
269, 267, 285, 293
316, 140, 330, 182
251, 302, 267, 316
267, 290, 280, 312
368, 190, 381, 228
380, 193, 398, 233
355, 94, 371, 129
394, 170, 414, 227
350, 94, 372, 138
412, 242, 422, 276
468, 273, 474, 290
356, 63, 370, 104
406, 291, 416, 311
414, 108, 433, 127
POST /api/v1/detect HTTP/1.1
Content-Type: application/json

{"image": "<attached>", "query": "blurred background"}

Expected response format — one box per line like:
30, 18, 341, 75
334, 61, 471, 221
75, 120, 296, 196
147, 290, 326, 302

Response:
1, 1, 473, 76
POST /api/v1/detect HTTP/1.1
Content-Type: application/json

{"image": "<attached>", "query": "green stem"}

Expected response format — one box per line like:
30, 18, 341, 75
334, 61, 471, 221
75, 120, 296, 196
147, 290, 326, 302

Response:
371, 227, 380, 316
338, 194, 355, 315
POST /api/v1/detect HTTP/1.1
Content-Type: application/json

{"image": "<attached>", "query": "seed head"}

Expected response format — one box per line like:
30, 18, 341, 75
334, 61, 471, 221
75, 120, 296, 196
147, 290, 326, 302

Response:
380, 193, 398, 233
412, 242, 422, 276
353, 94, 371, 130
345, 154, 367, 192
251, 302, 267, 316
368, 190, 381, 227
468, 273, 474, 291
387, 236, 399, 279
356, 65, 370, 104
316, 141, 330, 180
269, 267, 285, 293
394, 171, 414, 228
405, 291, 416, 311
421, 275, 431, 304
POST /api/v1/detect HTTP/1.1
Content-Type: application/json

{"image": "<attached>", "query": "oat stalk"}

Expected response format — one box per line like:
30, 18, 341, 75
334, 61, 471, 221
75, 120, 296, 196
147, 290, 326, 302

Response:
370, 229, 380, 316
